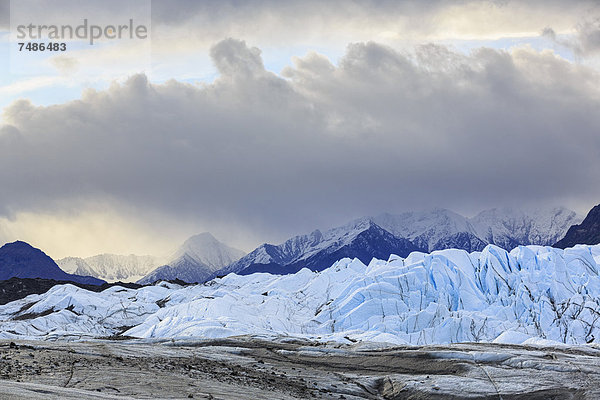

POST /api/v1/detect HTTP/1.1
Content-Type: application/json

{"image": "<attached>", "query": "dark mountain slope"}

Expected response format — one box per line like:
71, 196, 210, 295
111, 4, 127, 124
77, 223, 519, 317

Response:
0, 241, 105, 285
554, 204, 600, 248
229, 222, 420, 276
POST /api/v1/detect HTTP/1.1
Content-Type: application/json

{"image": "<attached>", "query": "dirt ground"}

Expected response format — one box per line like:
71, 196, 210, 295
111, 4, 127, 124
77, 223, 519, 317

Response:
0, 336, 598, 399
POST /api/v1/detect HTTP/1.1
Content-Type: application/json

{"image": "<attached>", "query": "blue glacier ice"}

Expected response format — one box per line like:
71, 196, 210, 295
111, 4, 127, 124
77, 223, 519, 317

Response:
1, 244, 600, 346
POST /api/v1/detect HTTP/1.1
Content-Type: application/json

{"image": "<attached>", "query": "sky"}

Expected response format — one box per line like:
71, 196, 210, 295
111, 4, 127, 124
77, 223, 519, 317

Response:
1, 0, 600, 258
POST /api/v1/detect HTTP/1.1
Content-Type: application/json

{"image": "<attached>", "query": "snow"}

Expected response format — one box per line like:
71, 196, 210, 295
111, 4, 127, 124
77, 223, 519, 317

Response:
226, 219, 379, 274
492, 330, 533, 344
57, 254, 160, 283
137, 233, 245, 284
229, 207, 580, 275
2, 244, 600, 346
372, 209, 479, 251
168, 232, 245, 271
374, 207, 582, 252
470, 206, 582, 250
56, 233, 244, 284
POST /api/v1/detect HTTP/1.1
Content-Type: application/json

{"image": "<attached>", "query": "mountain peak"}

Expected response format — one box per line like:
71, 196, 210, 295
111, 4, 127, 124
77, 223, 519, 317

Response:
2, 240, 37, 252
1, 241, 48, 260
220, 218, 419, 277
173, 233, 244, 268
0, 241, 104, 285
185, 232, 218, 243
6, 240, 30, 246
137, 233, 245, 284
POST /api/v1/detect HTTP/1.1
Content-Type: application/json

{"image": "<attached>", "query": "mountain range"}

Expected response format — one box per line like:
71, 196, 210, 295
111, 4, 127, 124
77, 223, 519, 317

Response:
372, 207, 582, 252
0, 205, 594, 296
219, 206, 582, 278
219, 219, 420, 277
57, 254, 160, 283
40, 206, 588, 284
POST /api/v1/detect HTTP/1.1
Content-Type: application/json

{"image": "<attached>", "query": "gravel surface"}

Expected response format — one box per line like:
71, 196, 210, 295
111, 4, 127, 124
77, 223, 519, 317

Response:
0, 336, 599, 399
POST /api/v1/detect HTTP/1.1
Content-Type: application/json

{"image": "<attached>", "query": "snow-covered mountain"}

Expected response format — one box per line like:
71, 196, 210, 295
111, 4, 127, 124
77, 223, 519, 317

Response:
2, 243, 600, 346
137, 233, 245, 284
470, 206, 582, 250
223, 207, 580, 277
219, 219, 419, 277
371, 209, 485, 252
56, 207, 580, 284
0, 241, 104, 285
168, 232, 245, 270
555, 204, 600, 249
372, 206, 581, 252
57, 254, 159, 283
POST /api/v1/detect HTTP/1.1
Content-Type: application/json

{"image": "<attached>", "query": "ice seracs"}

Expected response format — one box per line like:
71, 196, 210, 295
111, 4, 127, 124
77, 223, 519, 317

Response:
2, 243, 600, 346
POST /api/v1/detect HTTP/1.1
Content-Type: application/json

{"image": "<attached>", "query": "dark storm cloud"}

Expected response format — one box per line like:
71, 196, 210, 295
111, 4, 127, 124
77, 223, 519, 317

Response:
1, 39, 600, 240
146, 0, 599, 49
147, 0, 599, 31
149, 0, 446, 24
147, 0, 592, 25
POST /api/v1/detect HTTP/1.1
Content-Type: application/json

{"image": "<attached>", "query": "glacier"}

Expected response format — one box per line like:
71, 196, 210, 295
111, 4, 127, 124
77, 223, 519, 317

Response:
1, 244, 600, 346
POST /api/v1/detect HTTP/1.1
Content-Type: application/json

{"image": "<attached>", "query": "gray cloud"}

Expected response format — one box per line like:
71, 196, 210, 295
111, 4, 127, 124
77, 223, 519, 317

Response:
0, 0, 8, 30
2, 0, 597, 39
149, 0, 448, 25
576, 19, 600, 55
147, 0, 594, 26
145, 0, 600, 55
543, 18, 600, 58
1, 38, 600, 248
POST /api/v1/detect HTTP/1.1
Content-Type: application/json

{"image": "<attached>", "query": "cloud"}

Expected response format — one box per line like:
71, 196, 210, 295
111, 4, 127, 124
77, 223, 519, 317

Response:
543, 18, 600, 58
576, 19, 600, 56
147, 0, 598, 44
3, 1, 598, 53
0, 0, 8, 30
210, 39, 265, 79
1, 38, 600, 253
48, 56, 79, 75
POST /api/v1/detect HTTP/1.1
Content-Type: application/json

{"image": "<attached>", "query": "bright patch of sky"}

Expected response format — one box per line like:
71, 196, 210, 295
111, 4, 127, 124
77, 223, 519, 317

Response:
446, 34, 576, 61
